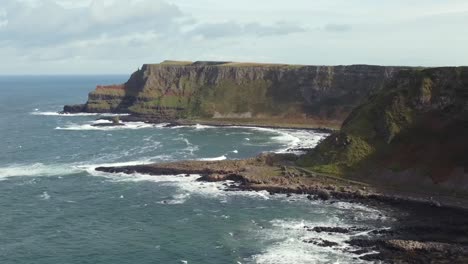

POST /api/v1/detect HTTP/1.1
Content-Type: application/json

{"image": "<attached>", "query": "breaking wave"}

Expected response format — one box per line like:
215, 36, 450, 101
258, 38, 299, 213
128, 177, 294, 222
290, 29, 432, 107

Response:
0, 163, 82, 180
30, 110, 130, 117
198, 155, 227, 161
247, 218, 377, 264
55, 121, 167, 131
241, 127, 329, 154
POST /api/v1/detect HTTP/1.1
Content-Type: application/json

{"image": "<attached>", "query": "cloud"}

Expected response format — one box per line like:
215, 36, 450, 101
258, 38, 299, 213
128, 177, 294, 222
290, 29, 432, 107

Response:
0, 0, 183, 47
188, 21, 306, 39
323, 23, 352, 32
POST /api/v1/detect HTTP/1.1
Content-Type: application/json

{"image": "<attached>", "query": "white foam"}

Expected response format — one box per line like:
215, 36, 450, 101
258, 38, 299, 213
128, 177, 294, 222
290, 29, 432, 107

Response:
77, 159, 157, 176
40, 191, 51, 200
31, 111, 99, 116
242, 127, 329, 154
30, 110, 130, 117
331, 202, 393, 221
0, 163, 82, 180
198, 155, 227, 161
89, 170, 271, 202
164, 124, 329, 154
55, 121, 160, 131
194, 124, 215, 130
248, 218, 375, 264
90, 119, 113, 124
0, 154, 165, 179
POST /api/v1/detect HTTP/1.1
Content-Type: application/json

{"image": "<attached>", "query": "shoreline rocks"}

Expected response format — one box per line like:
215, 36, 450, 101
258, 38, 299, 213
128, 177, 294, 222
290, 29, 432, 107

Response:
93, 153, 468, 263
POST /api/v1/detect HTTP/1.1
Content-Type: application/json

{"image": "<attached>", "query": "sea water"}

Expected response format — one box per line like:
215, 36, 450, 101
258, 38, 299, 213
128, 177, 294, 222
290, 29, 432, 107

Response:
0, 76, 391, 264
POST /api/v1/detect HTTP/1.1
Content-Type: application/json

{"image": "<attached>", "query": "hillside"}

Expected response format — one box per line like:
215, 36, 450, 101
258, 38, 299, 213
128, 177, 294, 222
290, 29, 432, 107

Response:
64, 60, 409, 128
299, 67, 468, 192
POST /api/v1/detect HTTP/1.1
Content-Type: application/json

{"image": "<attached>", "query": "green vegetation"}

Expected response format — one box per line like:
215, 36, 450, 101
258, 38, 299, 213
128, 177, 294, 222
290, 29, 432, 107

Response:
90, 89, 126, 97
220, 62, 290, 67
299, 67, 468, 187
185, 79, 305, 118
159, 60, 194, 66
86, 101, 113, 112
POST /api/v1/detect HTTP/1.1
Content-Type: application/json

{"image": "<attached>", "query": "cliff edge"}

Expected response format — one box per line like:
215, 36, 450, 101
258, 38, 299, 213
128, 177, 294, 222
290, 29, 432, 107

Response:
64, 60, 409, 128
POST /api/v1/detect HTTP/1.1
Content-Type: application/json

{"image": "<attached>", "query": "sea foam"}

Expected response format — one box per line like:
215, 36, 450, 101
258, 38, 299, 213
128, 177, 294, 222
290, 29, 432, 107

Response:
31, 110, 130, 117
198, 155, 227, 161
248, 217, 380, 264
55, 121, 166, 131
0, 163, 82, 180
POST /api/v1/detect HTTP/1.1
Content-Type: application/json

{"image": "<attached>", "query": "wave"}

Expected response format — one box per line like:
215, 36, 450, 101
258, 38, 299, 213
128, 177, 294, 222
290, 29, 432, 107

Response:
194, 124, 215, 130
0, 163, 82, 180
55, 121, 167, 131
198, 155, 227, 161
88, 168, 271, 203
248, 217, 380, 264
30, 110, 130, 117
168, 124, 216, 130
31, 111, 99, 116
248, 127, 329, 154
76, 159, 158, 176
0, 156, 170, 180
163, 123, 329, 153
39, 191, 51, 200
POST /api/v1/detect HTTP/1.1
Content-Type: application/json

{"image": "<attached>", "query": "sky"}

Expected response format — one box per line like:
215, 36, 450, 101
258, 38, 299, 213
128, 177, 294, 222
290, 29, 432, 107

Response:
0, 0, 467, 74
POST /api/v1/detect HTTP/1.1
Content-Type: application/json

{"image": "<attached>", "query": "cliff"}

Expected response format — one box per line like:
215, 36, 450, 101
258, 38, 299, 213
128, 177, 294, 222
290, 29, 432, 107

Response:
64, 60, 409, 127
299, 67, 468, 192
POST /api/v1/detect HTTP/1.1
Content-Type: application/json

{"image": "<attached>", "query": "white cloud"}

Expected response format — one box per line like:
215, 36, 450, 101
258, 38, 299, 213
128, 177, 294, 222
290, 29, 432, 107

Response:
187, 21, 305, 39
0, 0, 183, 46
0, 0, 467, 74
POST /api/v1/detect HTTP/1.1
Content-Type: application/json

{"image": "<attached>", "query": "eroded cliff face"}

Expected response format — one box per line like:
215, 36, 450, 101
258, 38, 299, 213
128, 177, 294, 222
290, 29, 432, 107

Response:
299, 67, 468, 191
66, 61, 409, 125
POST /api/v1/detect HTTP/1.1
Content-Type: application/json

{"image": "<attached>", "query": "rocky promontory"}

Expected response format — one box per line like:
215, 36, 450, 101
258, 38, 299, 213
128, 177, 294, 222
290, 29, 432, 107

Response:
64, 60, 410, 128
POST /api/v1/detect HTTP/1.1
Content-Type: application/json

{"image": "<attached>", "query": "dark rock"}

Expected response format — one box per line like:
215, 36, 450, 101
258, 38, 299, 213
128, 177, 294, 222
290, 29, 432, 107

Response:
92, 123, 125, 127
63, 104, 86, 113
303, 238, 339, 247
310, 226, 351, 234
316, 189, 331, 200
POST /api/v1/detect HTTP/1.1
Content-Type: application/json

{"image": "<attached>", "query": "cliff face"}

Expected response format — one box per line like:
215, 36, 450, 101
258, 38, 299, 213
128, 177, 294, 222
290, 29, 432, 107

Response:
299, 67, 468, 191
65, 61, 409, 125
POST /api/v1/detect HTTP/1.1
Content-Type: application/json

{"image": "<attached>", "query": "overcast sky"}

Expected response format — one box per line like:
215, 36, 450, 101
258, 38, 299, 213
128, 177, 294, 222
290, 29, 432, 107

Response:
1, 0, 467, 74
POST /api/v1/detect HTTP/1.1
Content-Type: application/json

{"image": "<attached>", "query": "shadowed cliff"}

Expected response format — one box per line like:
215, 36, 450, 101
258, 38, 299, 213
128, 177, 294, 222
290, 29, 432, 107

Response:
299, 67, 468, 192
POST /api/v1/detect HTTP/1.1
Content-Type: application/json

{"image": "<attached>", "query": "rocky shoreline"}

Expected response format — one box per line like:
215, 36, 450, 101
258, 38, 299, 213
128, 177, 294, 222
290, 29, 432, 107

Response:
91, 114, 337, 133
95, 152, 468, 263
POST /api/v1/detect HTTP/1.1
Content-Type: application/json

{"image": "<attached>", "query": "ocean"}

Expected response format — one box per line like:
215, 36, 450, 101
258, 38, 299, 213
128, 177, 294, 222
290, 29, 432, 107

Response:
0, 76, 392, 264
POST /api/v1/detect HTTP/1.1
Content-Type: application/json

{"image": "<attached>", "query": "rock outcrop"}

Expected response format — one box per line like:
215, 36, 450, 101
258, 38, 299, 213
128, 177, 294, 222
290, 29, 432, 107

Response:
64, 60, 409, 126
299, 67, 468, 191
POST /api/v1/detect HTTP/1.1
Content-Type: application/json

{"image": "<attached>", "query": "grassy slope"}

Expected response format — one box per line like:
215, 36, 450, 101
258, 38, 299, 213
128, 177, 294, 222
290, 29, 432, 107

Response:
298, 67, 468, 185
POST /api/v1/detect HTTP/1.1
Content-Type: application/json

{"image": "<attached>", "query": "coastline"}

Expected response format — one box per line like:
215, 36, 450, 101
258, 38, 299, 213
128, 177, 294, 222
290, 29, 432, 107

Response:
94, 152, 468, 263
93, 114, 340, 133
55, 110, 468, 262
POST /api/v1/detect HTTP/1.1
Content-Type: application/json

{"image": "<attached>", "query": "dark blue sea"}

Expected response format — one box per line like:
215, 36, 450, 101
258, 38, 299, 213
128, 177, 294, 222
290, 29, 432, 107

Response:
0, 76, 392, 263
